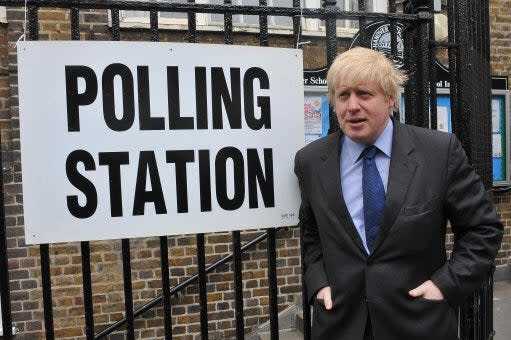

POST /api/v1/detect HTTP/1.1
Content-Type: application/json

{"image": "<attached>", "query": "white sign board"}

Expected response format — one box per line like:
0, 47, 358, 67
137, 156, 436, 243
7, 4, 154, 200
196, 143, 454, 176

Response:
17, 41, 304, 244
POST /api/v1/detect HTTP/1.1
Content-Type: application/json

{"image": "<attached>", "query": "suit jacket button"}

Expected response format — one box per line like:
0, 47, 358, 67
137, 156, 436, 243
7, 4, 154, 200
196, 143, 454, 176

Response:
367, 259, 373, 266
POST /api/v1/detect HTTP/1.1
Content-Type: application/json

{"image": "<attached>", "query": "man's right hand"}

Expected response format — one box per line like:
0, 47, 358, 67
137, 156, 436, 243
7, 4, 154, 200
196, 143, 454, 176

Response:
316, 286, 333, 310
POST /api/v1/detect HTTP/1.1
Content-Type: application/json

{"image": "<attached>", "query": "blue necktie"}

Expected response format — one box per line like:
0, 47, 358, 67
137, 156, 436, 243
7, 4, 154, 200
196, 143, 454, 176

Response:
362, 145, 385, 253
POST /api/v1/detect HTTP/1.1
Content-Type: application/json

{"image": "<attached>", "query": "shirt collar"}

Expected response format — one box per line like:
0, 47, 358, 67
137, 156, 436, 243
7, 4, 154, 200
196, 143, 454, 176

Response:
342, 118, 393, 164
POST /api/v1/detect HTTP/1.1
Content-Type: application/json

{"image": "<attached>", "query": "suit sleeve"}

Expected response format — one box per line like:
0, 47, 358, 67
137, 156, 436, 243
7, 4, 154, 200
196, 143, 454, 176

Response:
431, 135, 503, 306
294, 150, 329, 304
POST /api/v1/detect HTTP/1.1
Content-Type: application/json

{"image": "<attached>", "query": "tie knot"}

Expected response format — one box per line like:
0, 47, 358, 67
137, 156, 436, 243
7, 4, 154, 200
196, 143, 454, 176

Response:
362, 145, 378, 160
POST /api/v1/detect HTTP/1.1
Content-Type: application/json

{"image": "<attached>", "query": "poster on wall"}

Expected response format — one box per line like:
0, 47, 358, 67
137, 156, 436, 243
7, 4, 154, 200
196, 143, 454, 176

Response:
304, 94, 329, 143
492, 94, 507, 183
17, 41, 305, 244
303, 67, 330, 143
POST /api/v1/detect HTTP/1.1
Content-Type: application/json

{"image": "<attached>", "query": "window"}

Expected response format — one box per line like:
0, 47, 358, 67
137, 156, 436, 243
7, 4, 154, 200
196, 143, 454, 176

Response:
208, 0, 294, 28
120, 0, 385, 35
0, 7, 6, 23
119, 1, 189, 27
306, 0, 387, 32
120, 0, 293, 31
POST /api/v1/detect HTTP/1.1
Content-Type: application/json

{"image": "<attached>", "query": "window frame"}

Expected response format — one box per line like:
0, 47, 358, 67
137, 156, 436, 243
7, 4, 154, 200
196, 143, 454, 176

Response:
117, 0, 384, 37
0, 7, 6, 23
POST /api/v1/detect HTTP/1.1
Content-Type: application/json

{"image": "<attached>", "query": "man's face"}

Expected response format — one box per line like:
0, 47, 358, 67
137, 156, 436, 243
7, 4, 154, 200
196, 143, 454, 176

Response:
334, 81, 394, 145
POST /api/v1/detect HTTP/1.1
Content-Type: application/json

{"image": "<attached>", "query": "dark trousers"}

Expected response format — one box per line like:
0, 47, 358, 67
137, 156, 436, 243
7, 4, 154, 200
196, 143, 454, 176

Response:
363, 318, 374, 340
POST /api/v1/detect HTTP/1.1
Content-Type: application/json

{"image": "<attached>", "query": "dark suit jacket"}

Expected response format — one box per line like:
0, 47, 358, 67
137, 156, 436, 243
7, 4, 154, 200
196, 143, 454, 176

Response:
294, 120, 503, 340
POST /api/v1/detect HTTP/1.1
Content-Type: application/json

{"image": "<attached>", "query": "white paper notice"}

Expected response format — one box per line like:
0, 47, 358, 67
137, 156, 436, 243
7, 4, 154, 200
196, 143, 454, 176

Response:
493, 134, 502, 157
437, 106, 449, 132
492, 99, 501, 133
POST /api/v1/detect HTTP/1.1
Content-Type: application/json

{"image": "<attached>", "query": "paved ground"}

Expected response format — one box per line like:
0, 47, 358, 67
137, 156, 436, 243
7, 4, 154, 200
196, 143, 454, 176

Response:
494, 281, 511, 340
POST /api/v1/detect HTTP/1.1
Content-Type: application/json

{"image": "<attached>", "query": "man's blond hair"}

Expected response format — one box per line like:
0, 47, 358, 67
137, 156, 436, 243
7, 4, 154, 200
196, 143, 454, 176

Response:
326, 47, 408, 108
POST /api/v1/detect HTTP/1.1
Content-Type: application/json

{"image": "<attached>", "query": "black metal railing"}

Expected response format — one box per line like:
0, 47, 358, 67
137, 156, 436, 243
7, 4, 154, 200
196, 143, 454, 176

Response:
93, 228, 286, 339
0, 1, 496, 340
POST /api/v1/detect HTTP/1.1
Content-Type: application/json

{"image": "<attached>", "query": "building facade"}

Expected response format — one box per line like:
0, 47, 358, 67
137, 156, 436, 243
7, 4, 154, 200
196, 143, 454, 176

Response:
0, 1, 509, 339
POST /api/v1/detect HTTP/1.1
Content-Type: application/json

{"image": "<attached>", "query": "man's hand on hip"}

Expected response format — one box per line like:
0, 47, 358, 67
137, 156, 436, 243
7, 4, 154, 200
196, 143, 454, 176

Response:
317, 286, 333, 310
408, 280, 444, 300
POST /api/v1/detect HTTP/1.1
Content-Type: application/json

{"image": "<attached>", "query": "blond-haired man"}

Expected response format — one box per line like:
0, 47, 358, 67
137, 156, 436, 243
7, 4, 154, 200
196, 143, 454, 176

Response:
295, 47, 502, 340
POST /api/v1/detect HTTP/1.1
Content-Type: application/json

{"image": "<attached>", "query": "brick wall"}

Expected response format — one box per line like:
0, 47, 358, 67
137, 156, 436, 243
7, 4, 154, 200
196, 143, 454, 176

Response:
494, 192, 511, 266
490, 0, 511, 78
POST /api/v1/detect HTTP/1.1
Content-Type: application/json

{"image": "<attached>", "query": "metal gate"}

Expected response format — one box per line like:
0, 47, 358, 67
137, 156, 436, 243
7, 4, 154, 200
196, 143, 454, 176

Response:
0, 0, 495, 339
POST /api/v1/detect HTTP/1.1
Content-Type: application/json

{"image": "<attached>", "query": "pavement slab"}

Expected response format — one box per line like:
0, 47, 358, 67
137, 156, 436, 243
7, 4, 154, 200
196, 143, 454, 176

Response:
493, 281, 511, 340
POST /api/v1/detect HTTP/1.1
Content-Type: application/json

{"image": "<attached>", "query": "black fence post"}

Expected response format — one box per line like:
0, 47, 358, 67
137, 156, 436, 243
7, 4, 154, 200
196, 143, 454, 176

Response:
403, 0, 432, 128
224, 0, 233, 45
27, 4, 57, 340
267, 228, 279, 340
197, 234, 209, 340
323, 0, 338, 134
450, 0, 492, 186
121, 239, 135, 340
69, 7, 95, 340
232, 231, 244, 340
300, 225, 311, 340
159, 236, 173, 340
427, 1, 437, 131
450, 3, 494, 338
446, 1, 493, 339
40, 244, 54, 339
357, 0, 367, 47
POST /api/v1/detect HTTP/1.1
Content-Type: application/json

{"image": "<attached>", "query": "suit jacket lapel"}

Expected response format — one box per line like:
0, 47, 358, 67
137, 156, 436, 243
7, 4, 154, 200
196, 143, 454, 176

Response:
374, 120, 417, 252
319, 131, 367, 254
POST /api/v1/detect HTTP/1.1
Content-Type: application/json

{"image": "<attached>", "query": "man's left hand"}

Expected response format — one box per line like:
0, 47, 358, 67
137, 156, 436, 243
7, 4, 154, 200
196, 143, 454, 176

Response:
408, 280, 444, 300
